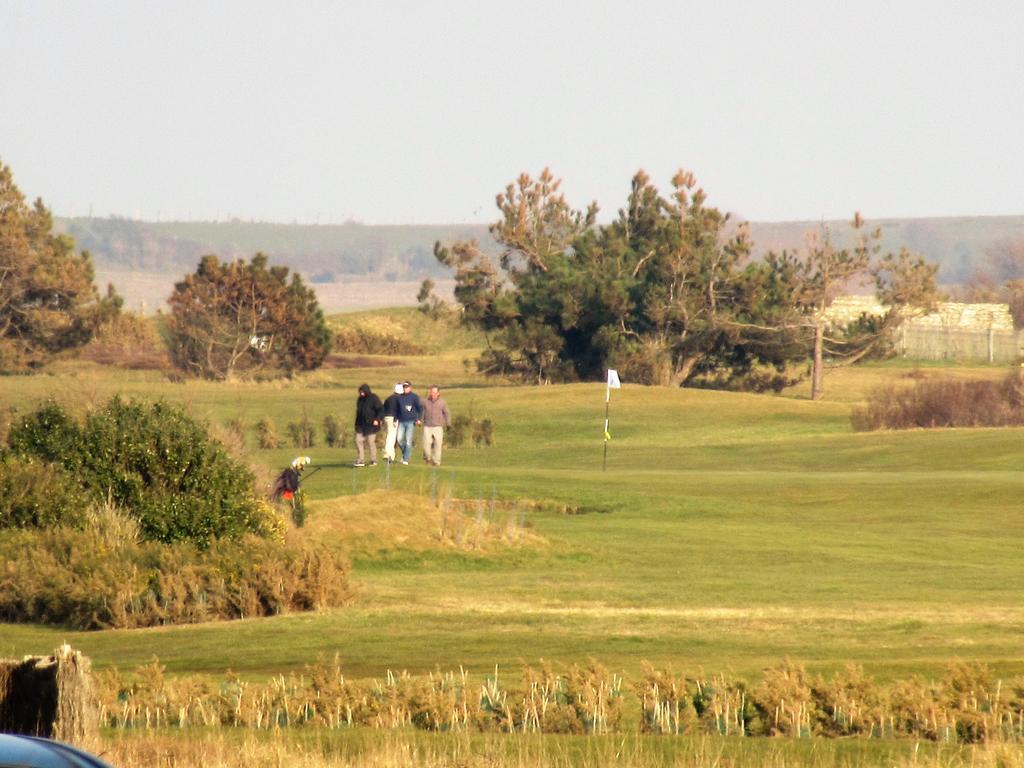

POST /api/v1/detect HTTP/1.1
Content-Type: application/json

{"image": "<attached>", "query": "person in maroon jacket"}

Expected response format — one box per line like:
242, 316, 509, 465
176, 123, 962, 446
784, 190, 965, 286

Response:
421, 385, 452, 466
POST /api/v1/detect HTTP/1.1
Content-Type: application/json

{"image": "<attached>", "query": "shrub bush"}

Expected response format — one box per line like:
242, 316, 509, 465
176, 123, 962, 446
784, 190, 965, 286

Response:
256, 417, 282, 449
332, 324, 425, 355
7, 397, 265, 547
0, 505, 352, 630
749, 660, 816, 737
322, 415, 345, 448
852, 372, 1024, 430
692, 674, 754, 735
472, 418, 494, 447
78, 312, 171, 370
0, 456, 89, 530
224, 418, 247, 451
286, 415, 316, 448
635, 663, 698, 735
447, 414, 470, 448
447, 414, 494, 449
810, 664, 886, 738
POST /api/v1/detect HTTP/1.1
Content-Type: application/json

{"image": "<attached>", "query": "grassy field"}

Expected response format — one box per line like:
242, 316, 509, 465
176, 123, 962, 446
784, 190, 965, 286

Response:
92, 729, 1024, 768
2, 327, 1023, 698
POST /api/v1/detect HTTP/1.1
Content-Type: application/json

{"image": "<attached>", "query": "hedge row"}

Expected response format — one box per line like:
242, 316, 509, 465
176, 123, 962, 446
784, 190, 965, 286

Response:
98, 658, 1024, 743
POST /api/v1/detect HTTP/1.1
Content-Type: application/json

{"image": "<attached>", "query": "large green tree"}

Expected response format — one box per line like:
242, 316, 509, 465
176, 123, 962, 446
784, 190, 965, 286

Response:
430, 169, 792, 386
0, 160, 119, 369
166, 253, 331, 380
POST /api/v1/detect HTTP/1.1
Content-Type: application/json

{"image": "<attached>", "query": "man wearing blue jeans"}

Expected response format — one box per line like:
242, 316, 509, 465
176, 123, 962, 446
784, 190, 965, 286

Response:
395, 380, 424, 465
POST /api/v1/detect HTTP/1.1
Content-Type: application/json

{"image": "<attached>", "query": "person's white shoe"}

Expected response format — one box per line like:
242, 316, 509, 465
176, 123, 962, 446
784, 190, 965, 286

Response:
401, 460, 409, 465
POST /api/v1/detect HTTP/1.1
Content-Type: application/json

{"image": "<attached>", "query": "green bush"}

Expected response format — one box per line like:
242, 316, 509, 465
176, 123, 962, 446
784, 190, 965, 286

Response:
448, 414, 495, 449
448, 414, 471, 448
7, 397, 264, 547
287, 415, 316, 448
322, 415, 344, 448
472, 418, 494, 447
0, 456, 89, 530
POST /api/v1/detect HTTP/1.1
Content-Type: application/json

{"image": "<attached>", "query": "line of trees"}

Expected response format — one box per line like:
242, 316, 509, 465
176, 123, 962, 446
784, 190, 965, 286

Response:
0, 159, 332, 380
3, 157, 941, 393
425, 168, 939, 398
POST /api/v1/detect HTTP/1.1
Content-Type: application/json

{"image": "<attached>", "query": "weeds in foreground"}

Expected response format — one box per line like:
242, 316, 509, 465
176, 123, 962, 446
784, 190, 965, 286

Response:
95, 658, 1024, 745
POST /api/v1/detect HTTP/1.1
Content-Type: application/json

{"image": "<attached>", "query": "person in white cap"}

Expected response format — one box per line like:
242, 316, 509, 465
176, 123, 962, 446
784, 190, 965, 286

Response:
381, 382, 403, 464
395, 381, 423, 465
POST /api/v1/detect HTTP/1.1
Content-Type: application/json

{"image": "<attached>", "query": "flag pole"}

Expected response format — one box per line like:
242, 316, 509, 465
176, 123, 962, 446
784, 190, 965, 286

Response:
602, 381, 610, 471
603, 369, 620, 472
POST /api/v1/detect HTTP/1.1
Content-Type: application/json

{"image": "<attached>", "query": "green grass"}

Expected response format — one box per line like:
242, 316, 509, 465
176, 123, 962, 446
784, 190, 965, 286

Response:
2, 355, 1024, 687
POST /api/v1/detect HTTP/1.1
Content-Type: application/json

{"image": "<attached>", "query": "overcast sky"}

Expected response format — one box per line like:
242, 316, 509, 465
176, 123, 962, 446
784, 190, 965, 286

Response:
2, 1, 1022, 225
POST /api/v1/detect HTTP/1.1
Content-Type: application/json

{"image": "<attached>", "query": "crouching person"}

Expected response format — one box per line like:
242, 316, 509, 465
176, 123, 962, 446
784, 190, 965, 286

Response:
422, 385, 451, 466
354, 383, 383, 467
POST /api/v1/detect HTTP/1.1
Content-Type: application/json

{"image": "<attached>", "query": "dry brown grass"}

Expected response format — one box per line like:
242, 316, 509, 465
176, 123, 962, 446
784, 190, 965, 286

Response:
305, 491, 546, 554
852, 372, 1024, 430
78, 312, 171, 371
0, 504, 351, 629
91, 730, 1024, 768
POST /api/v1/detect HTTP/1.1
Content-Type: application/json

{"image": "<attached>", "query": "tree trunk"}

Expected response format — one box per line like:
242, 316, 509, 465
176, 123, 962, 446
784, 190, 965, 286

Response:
811, 321, 824, 401
670, 355, 702, 387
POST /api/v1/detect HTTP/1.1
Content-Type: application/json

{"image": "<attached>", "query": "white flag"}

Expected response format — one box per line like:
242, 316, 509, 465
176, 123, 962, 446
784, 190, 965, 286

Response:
607, 369, 621, 389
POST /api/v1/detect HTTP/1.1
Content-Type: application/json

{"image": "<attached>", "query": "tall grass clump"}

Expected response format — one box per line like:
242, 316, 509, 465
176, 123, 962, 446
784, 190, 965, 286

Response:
333, 323, 425, 355
288, 414, 317, 448
0, 503, 351, 629
447, 415, 495, 449
223, 417, 247, 451
852, 372, 1024, 430
636, 664, 697, 735
322, 415, 348, 448
256, 417, 282, 449
78, 312, 171, 370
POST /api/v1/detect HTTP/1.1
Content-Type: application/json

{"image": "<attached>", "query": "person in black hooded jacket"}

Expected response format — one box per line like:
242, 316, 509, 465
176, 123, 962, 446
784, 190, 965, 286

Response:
354, 383, 384, 467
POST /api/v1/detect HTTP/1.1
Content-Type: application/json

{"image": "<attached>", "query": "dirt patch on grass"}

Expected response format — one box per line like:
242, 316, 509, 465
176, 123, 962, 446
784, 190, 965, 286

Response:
305, 490, 546, 554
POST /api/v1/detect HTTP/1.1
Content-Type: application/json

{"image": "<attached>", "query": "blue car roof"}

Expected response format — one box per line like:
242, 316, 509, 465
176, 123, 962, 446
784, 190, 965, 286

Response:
0, 734, 113, 768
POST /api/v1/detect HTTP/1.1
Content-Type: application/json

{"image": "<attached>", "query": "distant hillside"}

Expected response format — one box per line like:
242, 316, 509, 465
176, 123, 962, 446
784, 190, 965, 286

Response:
746, 215, 1024, 284
58, 214, 1024, 286
55, 218, 496, 282
58, 214, 1024, 314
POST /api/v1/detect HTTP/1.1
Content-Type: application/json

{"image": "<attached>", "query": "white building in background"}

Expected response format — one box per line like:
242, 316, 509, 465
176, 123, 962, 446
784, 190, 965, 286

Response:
824, 296, 1020, 363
